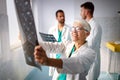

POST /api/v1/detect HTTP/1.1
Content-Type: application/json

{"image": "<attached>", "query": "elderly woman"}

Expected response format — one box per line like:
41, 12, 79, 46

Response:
34, 19, 96, 80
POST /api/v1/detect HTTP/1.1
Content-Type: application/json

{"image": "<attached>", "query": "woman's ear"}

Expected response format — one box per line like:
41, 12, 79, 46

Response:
85, 31, 90, 37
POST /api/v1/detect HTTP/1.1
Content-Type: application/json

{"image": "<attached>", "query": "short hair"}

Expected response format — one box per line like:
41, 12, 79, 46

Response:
74, 19, 91, 32
80, 2, 94, 15
55, 9, 64, 17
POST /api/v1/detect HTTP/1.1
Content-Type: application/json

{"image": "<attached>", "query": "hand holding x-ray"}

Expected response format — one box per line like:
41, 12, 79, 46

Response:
34, 45, 48, 65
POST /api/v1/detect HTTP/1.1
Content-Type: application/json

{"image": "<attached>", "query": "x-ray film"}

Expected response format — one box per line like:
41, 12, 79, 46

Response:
39, 32, 57, 42
14, 0, 41, 70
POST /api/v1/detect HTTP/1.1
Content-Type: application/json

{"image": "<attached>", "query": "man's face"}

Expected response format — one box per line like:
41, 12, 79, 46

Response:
56, 12, 65, 24
80, 7, 87, 19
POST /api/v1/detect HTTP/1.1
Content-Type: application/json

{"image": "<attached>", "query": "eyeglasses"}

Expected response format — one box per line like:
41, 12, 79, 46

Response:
71, 26, 88, 32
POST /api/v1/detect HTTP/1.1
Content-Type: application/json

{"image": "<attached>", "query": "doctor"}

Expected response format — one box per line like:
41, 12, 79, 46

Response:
34, 19, 96, 80
80, 2, 102, 80
48, 9, 71, 79
49, 9, 71, 42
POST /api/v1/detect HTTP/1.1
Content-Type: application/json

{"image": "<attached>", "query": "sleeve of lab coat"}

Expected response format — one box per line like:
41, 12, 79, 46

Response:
57, 49, 96, 74
39, 42, 66, 54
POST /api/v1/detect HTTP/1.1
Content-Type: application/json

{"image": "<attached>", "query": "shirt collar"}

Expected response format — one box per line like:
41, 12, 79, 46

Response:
73, 41, 88, 52
88, 17, 94, 24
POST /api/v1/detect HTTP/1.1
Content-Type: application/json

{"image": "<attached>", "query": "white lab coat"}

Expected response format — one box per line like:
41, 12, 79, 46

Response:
48, 24, 71, 41
86, 18, 102, 80
48, 24, 71, 77
40, 41, 96, 80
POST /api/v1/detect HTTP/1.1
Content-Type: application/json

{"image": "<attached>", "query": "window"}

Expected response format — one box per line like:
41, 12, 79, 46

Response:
7, 0, 21, 50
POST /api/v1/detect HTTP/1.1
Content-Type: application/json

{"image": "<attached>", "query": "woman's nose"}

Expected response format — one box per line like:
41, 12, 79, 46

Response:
72, 29, 77, 33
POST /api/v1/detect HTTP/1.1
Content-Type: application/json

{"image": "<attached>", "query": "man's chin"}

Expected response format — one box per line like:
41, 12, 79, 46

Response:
60, 22, 64, 24
60, 21, 64, 24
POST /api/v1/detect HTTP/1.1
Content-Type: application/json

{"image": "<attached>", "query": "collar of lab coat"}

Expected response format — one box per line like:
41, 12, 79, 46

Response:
66, 41, 88, 57
75, 42, 88, 52
54, 24, 68, 41
88, 17, 94, 24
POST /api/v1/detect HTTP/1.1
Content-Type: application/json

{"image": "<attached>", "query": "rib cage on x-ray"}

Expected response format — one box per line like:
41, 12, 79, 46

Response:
14, 0, 41, 70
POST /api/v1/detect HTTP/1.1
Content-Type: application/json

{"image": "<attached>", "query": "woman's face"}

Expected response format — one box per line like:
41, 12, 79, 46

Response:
71, 22, 88, 42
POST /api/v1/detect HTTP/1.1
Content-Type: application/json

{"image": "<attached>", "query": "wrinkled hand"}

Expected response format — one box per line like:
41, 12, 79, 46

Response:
34, 45, 48, 65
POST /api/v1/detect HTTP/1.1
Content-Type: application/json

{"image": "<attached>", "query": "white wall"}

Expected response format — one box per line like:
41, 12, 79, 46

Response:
0, 0, 9, 58
33, 0, 74, 33
0, 0, 7, 14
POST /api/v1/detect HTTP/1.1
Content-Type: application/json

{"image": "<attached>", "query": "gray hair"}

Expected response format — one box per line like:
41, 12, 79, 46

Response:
74, 19, 91, 32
